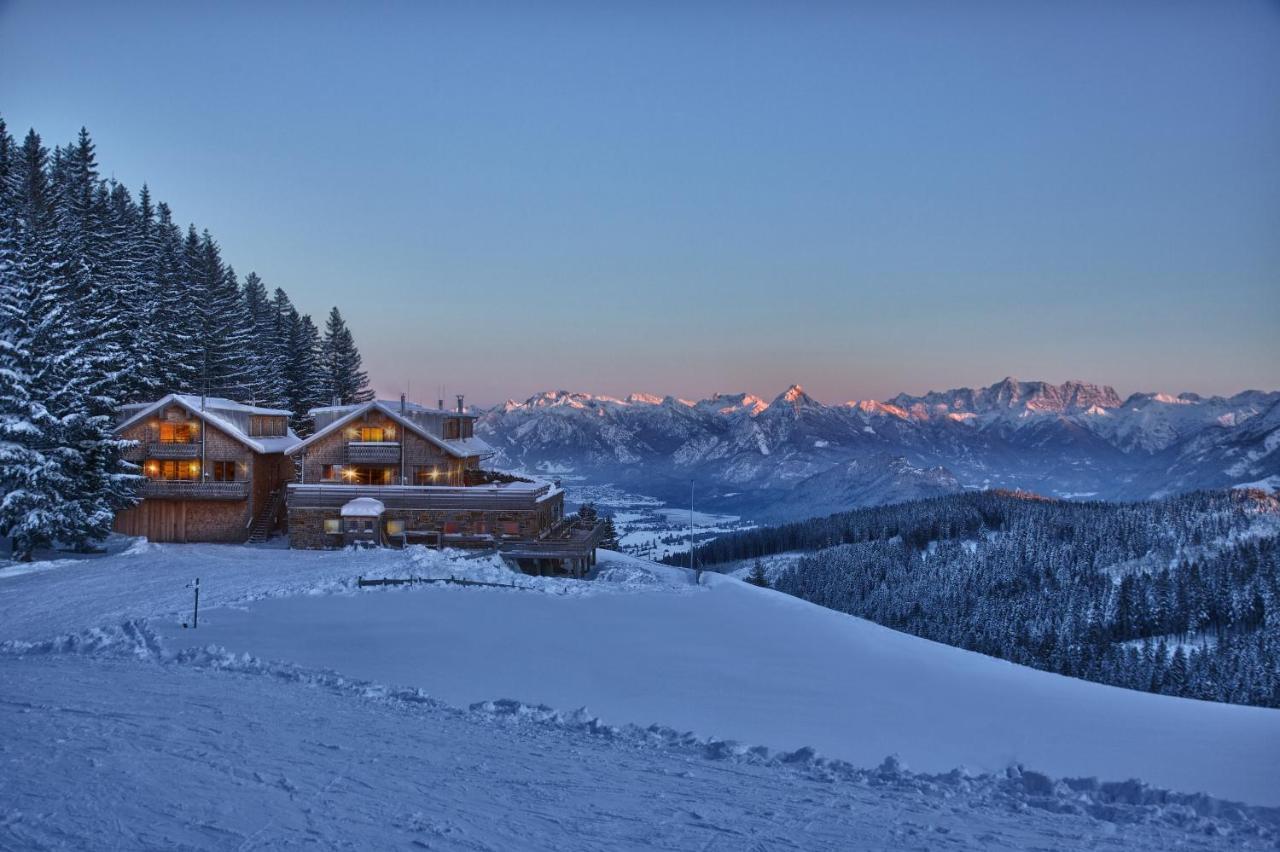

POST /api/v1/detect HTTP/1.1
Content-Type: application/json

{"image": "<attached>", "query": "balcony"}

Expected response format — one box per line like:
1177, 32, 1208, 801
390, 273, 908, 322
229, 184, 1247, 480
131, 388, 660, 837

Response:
147, 441, 201, 459
142, 480, 249, 501
345, 441, 401, 464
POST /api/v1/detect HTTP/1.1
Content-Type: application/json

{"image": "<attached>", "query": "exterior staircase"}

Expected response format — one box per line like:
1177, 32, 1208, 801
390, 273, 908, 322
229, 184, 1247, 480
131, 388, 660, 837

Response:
247, 488, 284, 544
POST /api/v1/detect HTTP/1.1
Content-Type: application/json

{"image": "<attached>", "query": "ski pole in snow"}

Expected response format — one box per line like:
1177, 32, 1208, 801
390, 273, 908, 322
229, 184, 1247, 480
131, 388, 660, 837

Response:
184, 577, 200, 628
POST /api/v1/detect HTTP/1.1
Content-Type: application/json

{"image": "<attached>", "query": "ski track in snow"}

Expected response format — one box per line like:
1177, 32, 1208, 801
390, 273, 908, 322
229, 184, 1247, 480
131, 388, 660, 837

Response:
2, 623, 1278, 851
2, 539, 1279, 850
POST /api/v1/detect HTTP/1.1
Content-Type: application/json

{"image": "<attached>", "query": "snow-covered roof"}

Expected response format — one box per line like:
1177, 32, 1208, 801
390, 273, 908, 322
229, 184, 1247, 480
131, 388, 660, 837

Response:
287, 400, 495, 459
309, 399, 478, 420
114, 393, 299, 455
340, 497, 386, 517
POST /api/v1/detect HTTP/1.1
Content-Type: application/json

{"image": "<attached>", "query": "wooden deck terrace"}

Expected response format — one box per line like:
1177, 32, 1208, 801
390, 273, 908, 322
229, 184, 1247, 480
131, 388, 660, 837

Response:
286, 481, 559, 511
500, 518, 608, 577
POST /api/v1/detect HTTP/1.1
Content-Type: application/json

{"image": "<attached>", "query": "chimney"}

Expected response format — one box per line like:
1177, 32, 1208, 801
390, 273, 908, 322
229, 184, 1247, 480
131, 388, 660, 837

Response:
438, 397, 444, 410
456, 394, 465, 414
400, 392, 406, 414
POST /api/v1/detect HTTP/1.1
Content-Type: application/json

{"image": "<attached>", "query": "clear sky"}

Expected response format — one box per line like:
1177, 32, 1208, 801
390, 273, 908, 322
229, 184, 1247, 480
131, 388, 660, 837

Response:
2, 1, 1277, 405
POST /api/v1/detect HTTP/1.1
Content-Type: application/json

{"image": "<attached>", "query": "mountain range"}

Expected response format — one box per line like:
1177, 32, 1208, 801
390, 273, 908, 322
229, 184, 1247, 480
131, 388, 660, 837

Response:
475, 377, 1280, 521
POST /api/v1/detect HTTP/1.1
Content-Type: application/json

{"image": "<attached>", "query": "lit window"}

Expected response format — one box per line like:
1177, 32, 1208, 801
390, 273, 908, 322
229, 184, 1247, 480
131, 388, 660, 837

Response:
158, 422, 193, 443
386, 519, 404, 536
324, 519, 341, 534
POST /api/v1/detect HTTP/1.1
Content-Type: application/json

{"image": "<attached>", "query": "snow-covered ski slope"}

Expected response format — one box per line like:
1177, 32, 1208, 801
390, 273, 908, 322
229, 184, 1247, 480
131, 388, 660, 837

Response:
2, 540, 1279, 850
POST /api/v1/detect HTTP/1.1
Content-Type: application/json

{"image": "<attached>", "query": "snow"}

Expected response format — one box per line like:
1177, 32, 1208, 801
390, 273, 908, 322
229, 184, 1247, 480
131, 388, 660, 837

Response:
339, 497, 385, 517
2, 541, 1279, 848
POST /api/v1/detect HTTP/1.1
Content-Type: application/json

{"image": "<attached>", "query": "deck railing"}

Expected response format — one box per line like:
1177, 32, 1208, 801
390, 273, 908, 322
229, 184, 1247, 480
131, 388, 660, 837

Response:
344, 441, 401, 464
147, 441, 201, 459
142, 480, 249, 500
287, 481, 551, 512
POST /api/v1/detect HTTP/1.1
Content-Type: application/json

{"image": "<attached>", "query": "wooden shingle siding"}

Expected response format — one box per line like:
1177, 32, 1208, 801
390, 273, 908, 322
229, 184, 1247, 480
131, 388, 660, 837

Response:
114, 402, 292, 543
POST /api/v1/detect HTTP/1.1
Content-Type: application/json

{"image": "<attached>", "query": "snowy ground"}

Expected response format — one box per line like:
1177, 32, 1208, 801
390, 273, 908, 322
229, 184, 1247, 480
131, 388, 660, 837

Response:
3, 539, 1280, 850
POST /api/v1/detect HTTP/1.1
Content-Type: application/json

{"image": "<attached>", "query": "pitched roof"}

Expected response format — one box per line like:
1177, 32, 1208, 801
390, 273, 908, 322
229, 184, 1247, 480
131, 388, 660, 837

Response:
285, 400, 494, 459
114, 393, 299, 454
309, 399, 479, 420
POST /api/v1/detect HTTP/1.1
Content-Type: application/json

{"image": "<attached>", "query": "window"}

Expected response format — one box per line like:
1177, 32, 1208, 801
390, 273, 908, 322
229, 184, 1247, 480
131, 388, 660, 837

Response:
413, 465, 440, 485
324, 519, 341, 534
503, 521, 519, 537
386, 519, 404, 536
443, 521, 460, 535
359, 426, 385, 442
362, 519, 373, 533
443, 419, 460, 440
211, 461, 236, 482
249, 416, 286, 437
326, 465, 393, 485
153, 459, 199, 481
346, 519, 359, 533
158, 422, 194, 443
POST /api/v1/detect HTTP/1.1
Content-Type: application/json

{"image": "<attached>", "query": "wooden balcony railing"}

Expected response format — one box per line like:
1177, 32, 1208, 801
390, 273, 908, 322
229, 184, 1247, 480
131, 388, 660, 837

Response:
345, 441, 401, 464
141, 480, 249, 501
147, 441, 201, 459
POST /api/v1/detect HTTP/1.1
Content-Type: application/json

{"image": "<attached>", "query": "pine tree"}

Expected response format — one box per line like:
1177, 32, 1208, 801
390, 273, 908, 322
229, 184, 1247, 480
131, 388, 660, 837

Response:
277, 301, 326, 433
149, 202, 199, 391
240, 272, 278, 405
747, 560, 770, 587
0, 130, 80, 559
50, 128, 138, 550
319, 306, 373, 405
598, 515, 620, 550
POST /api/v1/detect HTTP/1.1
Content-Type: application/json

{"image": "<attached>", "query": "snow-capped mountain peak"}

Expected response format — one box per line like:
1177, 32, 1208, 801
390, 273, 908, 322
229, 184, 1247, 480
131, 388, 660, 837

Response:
477, 378, 1280, 520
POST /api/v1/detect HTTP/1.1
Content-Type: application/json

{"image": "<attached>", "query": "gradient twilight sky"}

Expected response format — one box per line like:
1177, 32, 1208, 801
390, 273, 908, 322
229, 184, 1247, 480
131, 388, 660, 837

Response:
2, 1, 1277, 405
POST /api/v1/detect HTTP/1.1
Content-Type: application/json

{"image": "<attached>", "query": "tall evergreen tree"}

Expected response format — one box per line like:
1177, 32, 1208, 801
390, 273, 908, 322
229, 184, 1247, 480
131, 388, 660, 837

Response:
0, 130, 81, 558
240, 271, 279, 405
319, 306, 373, 405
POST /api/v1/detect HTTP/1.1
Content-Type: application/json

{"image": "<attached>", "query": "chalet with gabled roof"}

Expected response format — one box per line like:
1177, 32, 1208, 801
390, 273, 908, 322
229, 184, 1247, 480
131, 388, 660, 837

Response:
284, 396, 606, 575
114, 394, 298, 543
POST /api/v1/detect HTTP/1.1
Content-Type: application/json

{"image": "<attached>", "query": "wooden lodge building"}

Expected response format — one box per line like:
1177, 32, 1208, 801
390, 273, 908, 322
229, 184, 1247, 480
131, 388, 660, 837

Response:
284, 397, 606, 576
113, 394, 297, 543
114, 394, 607, 576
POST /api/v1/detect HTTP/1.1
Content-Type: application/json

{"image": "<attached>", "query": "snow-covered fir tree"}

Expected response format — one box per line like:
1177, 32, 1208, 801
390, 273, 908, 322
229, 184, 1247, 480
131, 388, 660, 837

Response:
683, 489, 1280, 709
319, 306, 374, 406
0, 117, 376, 553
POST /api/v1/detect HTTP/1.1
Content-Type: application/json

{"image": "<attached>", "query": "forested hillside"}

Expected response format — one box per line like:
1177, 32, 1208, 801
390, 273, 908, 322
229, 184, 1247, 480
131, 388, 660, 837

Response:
0, 119, 372, 559
684, 489, 1280, 707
